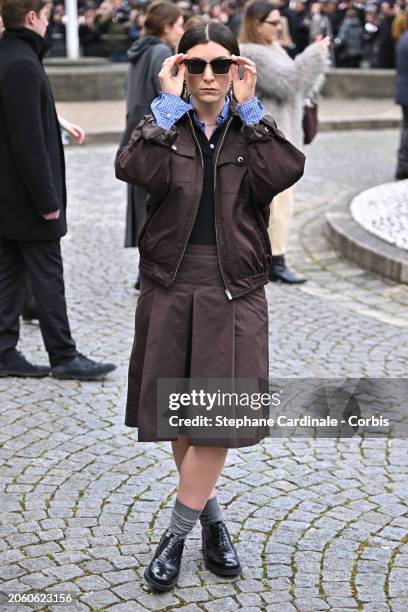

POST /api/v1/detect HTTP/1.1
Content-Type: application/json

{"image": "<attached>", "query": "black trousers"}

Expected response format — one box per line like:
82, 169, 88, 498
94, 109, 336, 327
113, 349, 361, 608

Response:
396, 105, 408, 179
0, 239, 77, 367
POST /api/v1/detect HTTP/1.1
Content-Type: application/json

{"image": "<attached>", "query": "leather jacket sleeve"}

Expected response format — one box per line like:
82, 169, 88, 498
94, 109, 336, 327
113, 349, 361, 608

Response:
115, 114, 176, 200
242, 114, 306, 205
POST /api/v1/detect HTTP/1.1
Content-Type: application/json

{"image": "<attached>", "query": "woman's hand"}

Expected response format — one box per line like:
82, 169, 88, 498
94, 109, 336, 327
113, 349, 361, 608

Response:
230, 55, 257, 104
158, 53, 187, 97
314, 35, 331, 54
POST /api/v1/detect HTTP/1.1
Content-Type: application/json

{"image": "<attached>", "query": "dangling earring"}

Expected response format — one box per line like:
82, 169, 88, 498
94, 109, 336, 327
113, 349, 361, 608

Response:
229, 81, 234, 101
183, 80, 190, 102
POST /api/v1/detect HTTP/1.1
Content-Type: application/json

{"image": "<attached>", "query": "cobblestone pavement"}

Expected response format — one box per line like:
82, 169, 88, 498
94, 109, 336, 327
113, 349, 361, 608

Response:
1, 130, 407, 612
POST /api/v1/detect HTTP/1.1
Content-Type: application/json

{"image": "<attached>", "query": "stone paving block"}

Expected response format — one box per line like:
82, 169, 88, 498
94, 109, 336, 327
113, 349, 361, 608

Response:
237, 592, 264, 607
322, 582, 352, 596
170, 606, 202, 612
236, 579, 266, 593
0, 550, 26, 565
202, 596, 238, 611
102, 569, 139, 586
171, 571, 201, 588
175, 587, 211, 603
132, 589, 180, 609
48, 605, 89, 612
47, 581, 82, 594
265, 604, 296, 612
79, 588, 121, 607
294, 598, 330, 610
390, 599, 408, 612
108, 603, 146, 612
46, 564, 85, 581
20, 572, 59, 589
75, 575, 112, 591
389, 581, 408, 597
0, 565, 27, 580
326, 596, 359, 608
110, 556, 139, 570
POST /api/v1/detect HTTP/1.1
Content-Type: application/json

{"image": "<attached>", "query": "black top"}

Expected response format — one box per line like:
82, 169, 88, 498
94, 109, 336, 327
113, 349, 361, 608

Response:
188, 120, 223, 245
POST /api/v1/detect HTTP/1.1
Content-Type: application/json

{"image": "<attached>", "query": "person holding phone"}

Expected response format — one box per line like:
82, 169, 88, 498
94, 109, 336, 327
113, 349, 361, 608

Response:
116, 21, 305, 592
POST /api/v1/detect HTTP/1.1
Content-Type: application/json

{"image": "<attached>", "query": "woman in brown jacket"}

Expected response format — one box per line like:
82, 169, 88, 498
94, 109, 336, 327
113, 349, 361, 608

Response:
116, 22, 305, 593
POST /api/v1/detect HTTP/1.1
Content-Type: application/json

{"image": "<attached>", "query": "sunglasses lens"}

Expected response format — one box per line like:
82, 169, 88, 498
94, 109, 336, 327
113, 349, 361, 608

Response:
186, 60, 206, 74
184, 59, 233, 74
211, 60, 232, 74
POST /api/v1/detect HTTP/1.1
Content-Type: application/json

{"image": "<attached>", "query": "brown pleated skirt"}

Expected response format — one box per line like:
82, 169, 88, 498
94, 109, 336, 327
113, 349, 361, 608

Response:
125, 244, 270, 448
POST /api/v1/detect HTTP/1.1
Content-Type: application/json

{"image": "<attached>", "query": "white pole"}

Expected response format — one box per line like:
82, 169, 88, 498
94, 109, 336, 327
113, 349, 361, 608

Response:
65, 0, 80, 60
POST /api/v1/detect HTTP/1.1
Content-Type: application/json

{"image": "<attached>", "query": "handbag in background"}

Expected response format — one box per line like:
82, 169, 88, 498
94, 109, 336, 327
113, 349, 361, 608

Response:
303, 98, 319, 145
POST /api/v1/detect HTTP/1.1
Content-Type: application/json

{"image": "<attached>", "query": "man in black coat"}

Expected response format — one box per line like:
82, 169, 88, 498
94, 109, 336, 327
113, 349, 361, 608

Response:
0, 0, 115, 380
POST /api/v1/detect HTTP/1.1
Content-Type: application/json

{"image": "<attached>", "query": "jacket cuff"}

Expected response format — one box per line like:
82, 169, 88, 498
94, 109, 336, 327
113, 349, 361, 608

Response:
241, 114, 283, 142
151, 93, 190, 131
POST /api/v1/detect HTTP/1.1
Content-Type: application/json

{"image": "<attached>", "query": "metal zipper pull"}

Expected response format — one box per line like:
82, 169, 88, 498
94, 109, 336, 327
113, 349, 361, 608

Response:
225, 289, 232, 300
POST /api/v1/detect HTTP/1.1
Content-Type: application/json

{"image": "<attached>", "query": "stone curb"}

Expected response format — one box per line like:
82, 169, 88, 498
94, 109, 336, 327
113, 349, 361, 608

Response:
319, 117, 400, 131
325, 189, 408, 284
80, 117, 401, 146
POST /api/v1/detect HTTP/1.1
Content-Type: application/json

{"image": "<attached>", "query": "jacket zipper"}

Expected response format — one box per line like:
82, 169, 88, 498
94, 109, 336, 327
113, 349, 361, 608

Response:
171, 113, 205, 282
171, 114, 234, 302
213, 117, 234, 300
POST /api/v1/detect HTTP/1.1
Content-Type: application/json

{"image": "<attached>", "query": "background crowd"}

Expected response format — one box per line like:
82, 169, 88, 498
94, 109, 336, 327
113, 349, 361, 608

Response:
39, 0, 407, 67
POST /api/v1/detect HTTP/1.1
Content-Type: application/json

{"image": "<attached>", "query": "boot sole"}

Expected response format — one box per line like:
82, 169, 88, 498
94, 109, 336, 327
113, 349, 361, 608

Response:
51, 373, 111, 381
51, 366, 116, 381
204, 559, 242, 577
202, 544, 242, 577
0, 370, 50, 378
143, 567, 179, 592
269, 276, 307, 284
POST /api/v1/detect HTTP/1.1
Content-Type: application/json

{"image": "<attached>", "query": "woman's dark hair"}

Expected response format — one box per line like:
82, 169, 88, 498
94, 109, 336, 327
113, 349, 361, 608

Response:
240, 0, 280, 44
178, 21, 240, 56
144, 1, 182, 37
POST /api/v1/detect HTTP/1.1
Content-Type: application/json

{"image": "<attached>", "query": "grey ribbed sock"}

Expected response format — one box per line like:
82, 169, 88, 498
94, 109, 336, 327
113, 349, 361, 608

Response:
199, 495, 223, 526
169, 498, 202, 538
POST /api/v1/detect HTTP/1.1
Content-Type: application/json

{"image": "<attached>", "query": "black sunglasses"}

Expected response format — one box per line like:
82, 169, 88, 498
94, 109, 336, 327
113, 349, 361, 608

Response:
183, 58, 237, 75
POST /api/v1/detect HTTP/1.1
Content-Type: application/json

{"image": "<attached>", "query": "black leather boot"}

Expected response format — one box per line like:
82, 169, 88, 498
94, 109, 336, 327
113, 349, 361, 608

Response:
144, 529, 186, 592
202, 521, 242, 577
269, 255, 306, 284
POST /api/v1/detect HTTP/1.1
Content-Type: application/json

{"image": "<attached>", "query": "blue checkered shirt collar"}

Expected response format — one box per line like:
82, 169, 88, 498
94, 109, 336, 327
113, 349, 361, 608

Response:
188, 95, 230, 132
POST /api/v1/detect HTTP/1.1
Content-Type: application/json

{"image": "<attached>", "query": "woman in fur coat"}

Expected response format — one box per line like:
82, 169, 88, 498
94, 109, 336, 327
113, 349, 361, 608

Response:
240, 0, 329, 284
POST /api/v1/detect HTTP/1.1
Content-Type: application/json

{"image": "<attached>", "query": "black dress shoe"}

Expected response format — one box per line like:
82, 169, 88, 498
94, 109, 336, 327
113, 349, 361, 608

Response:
269, 255, 307, 284
51, 353, 116, 381
202, 521, 242, 577
0, 351, 50, 378
144, 529, 186, 592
